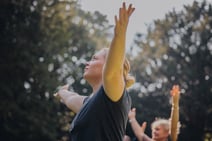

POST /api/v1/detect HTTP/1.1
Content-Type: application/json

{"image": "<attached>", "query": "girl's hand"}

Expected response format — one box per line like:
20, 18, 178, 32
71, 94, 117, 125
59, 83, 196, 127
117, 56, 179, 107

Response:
128, 108, 136, 120
170, 85, 180, 105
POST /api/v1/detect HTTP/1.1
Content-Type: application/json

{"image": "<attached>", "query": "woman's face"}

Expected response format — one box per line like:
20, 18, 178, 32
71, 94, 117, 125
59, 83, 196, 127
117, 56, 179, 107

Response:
83, 49, 106, 81
151, 125, 169, 141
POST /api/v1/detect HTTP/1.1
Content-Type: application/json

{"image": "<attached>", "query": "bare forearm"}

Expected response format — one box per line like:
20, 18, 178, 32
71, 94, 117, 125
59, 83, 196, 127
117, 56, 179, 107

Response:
170, 103, 179, 141
170, 85, 180, 141
104, 33, 126, 77
58, 90, 85, 113
129, 119, 145, 141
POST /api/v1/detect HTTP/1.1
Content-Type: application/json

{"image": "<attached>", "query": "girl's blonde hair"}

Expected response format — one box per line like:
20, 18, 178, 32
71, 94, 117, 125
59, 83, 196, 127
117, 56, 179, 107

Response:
151, 118, 181, 135
151, 119, 170, 132
102, 48, 135, 88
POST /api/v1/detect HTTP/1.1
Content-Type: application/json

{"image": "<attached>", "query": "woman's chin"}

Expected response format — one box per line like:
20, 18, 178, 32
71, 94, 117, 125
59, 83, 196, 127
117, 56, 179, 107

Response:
83, 73, 89, 80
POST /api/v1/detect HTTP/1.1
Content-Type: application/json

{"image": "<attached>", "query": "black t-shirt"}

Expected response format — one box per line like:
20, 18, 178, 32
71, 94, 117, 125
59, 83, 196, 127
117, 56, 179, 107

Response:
69, 86, 131, 141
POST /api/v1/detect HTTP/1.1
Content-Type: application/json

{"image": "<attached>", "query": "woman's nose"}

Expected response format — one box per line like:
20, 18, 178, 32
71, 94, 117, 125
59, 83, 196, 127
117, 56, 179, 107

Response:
85, 61, 90, 66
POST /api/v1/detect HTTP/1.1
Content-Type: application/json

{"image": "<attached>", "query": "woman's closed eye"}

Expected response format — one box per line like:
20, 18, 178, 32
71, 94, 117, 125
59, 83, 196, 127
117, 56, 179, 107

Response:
91, 56, 97, 60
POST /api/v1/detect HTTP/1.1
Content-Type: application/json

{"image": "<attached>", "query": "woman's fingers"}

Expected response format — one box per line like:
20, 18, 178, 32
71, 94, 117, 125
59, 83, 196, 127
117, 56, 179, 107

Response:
114, 15, 118, 26
123, 2, 126, 10
127, 4, 135, 17
141, 122, 147, 132
53, 93, 58, 97
119, 3, 135, 21
132, 107, 136, 112
127, 4, 132, 14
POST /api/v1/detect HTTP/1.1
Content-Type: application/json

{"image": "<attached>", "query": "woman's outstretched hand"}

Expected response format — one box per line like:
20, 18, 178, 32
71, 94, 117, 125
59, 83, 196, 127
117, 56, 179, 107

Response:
114, 2, 135, 35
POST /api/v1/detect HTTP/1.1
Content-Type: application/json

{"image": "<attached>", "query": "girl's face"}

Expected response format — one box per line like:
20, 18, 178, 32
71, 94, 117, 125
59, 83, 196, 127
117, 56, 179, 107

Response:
83, 49, 106, 81
152, 125, 169, 141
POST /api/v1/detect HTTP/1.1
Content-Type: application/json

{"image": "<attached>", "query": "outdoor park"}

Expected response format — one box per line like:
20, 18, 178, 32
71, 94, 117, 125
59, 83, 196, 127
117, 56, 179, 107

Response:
0, 0, 211, 141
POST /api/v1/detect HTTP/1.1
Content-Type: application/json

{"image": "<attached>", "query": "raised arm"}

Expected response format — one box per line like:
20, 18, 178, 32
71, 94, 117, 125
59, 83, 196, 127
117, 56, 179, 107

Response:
55, 85, 87, 113
170, 85, 180, 141
103, 2, 135, 101
128, 108, 151, 141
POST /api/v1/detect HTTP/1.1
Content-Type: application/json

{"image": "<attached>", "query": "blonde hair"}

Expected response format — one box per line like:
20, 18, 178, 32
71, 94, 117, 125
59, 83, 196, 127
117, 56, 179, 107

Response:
102, 48, 135, 88
151, 119, 170, 132
151, 118, 181, 135
123, 58, 135, 88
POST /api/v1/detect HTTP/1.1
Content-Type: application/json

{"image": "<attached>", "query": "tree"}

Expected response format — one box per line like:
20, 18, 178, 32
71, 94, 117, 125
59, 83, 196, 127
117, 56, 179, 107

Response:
0, 0, 110, 140
129, 1, 212, 140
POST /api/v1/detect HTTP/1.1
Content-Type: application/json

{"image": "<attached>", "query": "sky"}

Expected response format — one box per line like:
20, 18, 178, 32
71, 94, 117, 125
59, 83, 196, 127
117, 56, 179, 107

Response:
78, 0, 210, 47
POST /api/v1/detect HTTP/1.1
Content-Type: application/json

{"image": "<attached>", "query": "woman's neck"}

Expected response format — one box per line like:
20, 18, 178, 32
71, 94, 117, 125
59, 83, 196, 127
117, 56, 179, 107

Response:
91, 83, 102, 95
87, 78, 102, 95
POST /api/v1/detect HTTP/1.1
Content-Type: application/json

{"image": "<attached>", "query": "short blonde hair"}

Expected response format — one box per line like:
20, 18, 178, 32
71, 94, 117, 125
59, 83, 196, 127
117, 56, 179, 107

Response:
151, 118, 181, 135
151, 118, 170, 132
102, 48, 135, 88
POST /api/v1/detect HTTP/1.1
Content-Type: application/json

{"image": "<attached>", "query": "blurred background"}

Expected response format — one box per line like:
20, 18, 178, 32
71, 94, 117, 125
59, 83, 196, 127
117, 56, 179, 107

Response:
0, 0, 211, 141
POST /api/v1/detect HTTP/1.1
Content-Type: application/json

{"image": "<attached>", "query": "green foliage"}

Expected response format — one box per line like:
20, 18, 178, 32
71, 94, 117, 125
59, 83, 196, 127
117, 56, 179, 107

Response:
129, 1, 212, 140
0, 0, 110, 140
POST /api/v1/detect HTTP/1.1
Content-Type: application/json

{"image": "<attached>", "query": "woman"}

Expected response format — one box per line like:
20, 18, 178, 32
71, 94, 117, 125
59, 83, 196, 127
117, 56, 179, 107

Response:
125, 85, 180, 141
56, 2, 135, 141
